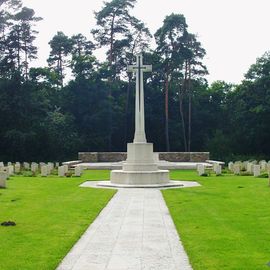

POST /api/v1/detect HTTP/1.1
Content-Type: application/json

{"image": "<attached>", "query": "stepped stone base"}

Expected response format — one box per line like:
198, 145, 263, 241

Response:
110, 142, 169, 185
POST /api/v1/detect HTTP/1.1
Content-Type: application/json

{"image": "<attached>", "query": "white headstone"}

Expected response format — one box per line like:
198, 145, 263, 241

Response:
55, 162, 60, 168
74, 166, 82, 177
47, 163, 54, 175
7, 162, 12, 166
233, 164, 240, 175
197, 164, 205, 176
41, 166, 48, 177
228, 162, 234, 171
260, 160, 267, 171
63, 165, 68, 174
48, 162, 54, 171
8, 165, 14, 176
0, 172, 7, 188
39, 162, 45, 167
246, 162, 252, 173
0, 162, 4, 168
23, 162, 30, 170
58, 166, 65, 177
14, 163, 21, 173
243, 161, 248, 170
31, 162, 38, 172
253, 165, 260, 177
0, 167, 8, 174
250, 164, 254, 174
214, 164, 222, 175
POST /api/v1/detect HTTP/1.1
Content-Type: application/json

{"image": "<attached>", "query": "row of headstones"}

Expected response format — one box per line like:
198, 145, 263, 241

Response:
228, 160, 270, 176
56, 165, 83, 177
197, 163, 222, 176
0, 161, 61, 174
0, 162, 84, 188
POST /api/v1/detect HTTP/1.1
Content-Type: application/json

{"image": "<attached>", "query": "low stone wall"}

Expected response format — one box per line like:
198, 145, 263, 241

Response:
98, 152, 127, 162
78, 152, 99, 162
159, 152, 209, 162
78, 152, 209, 163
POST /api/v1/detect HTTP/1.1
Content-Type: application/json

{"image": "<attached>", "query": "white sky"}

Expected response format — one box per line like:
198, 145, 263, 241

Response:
22, 0, 270, 84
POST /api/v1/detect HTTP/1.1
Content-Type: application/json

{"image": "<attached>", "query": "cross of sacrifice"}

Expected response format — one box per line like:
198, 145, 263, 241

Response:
128, 54, 152, 143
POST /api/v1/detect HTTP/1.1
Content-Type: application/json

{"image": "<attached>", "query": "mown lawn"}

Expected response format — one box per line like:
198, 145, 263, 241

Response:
0, 170, 115, 270
163, 170, 270, 270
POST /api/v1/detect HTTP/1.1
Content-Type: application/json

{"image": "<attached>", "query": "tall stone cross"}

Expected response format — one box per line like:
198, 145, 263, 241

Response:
128, 54, 152, 143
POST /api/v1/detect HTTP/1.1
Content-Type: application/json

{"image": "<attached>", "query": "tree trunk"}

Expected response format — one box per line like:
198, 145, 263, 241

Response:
187, 62, 192, 152
109, 13, 116, 71
24, 40, 28, 80
107, 14, 116, 151
17, 32, 20, 71
179, 84, 187, 151
59, 52, 63, 88
107, 88, 112, 151
165, 72, 170, 152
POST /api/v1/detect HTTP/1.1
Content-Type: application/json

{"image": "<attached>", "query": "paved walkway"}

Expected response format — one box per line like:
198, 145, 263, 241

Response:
56, 189, 193, 270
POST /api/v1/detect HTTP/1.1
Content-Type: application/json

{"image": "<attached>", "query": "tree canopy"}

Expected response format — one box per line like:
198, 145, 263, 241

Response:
0, 0, 269, 162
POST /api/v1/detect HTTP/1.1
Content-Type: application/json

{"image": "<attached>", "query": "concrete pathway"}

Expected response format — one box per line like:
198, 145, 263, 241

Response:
56, 189, 193, 270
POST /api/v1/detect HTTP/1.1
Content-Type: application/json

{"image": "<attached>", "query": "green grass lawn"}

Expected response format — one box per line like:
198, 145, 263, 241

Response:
1, 169, 270, 270
163, 170, 270, 270
0, 170, 115, 270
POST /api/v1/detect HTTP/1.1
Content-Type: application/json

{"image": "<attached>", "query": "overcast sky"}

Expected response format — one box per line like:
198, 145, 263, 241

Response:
22, 0, 270, 84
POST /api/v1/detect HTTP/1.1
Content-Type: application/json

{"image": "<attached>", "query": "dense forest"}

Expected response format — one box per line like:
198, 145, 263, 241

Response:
0, 0, 269, 162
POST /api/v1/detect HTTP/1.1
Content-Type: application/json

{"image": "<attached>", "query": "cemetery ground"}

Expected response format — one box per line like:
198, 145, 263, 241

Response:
0, 170, 269, 270
0, 170, 115, 270
165, 170, 270, 270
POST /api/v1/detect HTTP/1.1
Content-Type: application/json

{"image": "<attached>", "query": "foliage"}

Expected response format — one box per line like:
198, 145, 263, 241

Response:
257, 173, 269, 178
0, 0, 269, 162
